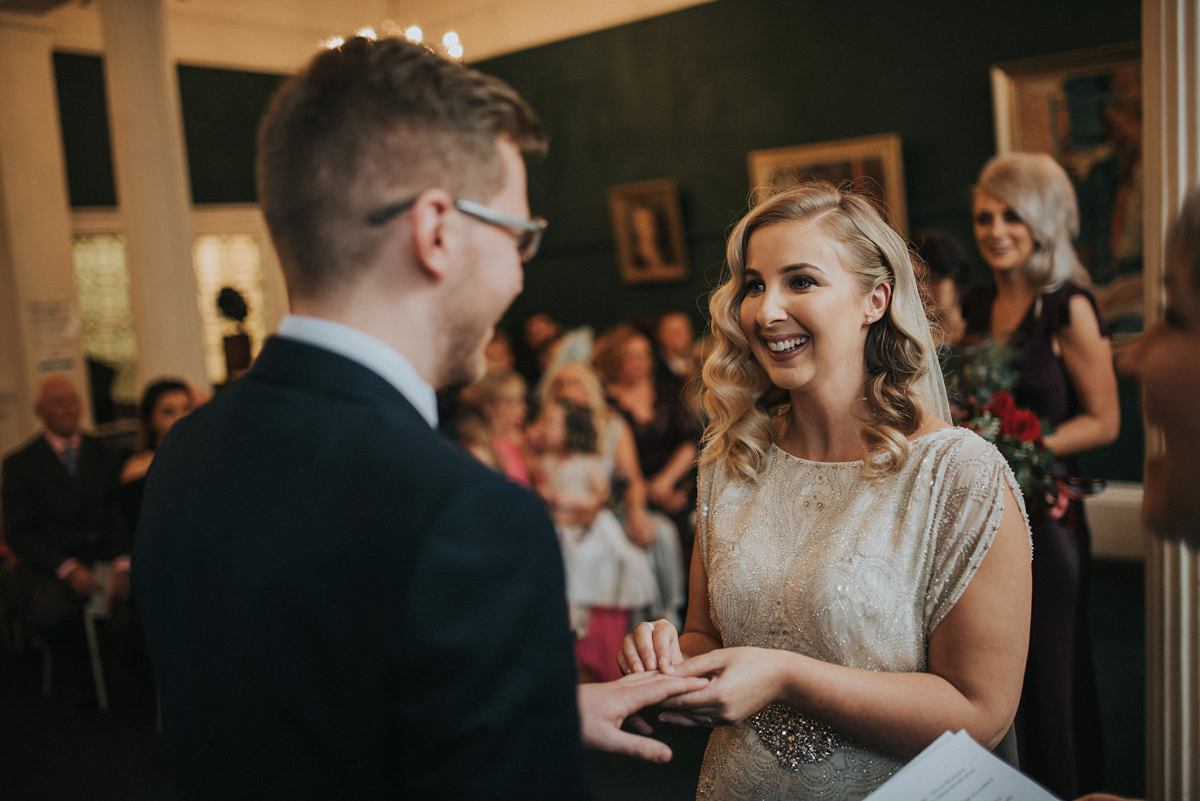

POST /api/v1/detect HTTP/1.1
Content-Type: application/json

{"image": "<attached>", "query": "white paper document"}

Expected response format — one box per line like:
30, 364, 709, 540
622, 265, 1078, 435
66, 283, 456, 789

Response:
863, 730, 1062, 801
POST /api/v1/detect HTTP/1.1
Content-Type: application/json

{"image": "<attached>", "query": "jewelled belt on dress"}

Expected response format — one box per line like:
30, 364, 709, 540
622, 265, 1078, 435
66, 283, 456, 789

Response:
749, 702, 842, 770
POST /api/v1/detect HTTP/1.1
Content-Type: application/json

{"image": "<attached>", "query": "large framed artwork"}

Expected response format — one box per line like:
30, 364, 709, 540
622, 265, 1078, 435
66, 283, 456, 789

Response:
747, 133, 908, 237
990, 42, 1142, 335
607, 178, 690, 285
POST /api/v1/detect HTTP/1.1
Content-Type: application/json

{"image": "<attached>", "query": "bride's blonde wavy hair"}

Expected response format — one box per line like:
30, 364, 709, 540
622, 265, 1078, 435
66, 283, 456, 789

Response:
700, 183, 938, 482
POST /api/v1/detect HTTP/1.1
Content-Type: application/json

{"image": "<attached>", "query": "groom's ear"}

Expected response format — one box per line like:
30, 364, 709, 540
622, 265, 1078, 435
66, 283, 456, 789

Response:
409, 188, 459, 283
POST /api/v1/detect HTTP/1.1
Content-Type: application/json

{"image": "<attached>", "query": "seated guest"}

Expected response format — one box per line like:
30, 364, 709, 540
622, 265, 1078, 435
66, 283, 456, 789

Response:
532, 398, 658, 682
915, 230, 970, 347
655, 310, 698, 382
594, 325, 699, 550
483, 330, 515, 371
514, 311, 563, 387
1, 376, 128, 703
119, 378, 194, 533
459, 367, 535, 487
539, 361, 686, 626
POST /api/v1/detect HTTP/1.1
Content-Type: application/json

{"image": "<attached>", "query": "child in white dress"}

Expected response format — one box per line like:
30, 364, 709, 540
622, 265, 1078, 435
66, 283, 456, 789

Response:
533, 399, 658, 682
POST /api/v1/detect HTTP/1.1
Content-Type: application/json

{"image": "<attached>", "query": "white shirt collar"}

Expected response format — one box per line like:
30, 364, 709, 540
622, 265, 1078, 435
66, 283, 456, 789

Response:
276, 315, 438, 428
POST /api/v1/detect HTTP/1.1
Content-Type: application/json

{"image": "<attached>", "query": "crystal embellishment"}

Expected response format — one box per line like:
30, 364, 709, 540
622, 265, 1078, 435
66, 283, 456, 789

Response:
749, 703, 841, 770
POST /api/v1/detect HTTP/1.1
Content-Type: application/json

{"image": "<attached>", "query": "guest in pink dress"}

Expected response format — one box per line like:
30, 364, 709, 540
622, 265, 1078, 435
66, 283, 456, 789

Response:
459, 367, 535, 487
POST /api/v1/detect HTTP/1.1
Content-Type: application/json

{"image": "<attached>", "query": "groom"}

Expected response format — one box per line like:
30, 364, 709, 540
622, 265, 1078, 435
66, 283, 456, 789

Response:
134, 35, 700, 799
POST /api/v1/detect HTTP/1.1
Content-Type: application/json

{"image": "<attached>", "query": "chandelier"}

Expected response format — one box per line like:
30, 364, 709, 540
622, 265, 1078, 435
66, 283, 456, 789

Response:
321, 22, 464, 61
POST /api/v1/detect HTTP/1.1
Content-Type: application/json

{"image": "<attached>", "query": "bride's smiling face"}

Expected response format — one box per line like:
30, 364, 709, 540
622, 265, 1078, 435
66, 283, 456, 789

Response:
738, 220, 886, 398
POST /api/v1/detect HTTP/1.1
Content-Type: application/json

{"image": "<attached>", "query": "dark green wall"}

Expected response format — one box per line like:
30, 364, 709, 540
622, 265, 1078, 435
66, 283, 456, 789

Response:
177, 65, 286, 204
477, 0, 1143, 481
477, 0, 1140, 336
54, 52, 117, 207
53, 55, 284, 206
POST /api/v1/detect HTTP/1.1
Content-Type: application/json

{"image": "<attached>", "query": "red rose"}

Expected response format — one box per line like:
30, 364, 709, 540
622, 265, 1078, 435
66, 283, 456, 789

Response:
1001, 408, 1041, 442
988, 390, 1017, 419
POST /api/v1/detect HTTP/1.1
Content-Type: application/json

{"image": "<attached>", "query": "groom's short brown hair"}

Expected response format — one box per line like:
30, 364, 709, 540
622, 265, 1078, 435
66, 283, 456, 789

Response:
257, 36, 546, 299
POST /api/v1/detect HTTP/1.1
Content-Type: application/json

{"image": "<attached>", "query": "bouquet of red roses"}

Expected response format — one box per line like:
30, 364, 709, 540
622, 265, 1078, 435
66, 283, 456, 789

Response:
943, 341, 1057, 501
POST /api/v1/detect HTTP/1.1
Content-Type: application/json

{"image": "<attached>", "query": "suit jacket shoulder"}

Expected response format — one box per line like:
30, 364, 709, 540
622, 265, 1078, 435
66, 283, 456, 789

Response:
136, 336, 589, 800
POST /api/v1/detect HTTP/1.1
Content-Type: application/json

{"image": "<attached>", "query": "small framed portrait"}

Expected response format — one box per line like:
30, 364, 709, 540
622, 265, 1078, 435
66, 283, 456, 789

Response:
607, 178, 690, 285
747, 132, 908, 236
990, 42, 1142, 334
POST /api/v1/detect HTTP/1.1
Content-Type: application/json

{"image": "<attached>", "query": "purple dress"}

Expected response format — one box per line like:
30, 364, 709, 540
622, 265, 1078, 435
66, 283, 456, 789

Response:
962, 281, 1107, 798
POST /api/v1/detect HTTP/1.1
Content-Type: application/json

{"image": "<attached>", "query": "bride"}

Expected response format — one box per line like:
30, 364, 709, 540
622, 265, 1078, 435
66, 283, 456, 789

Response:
620, 183, 1032, 799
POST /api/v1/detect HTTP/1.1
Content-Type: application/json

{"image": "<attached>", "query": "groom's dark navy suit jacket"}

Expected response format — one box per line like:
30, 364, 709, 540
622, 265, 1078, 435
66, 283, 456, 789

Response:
134, 337, 589, 800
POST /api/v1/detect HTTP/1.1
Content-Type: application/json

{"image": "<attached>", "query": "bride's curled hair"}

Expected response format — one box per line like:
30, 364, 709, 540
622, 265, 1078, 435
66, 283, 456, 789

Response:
701, 183, 937, 482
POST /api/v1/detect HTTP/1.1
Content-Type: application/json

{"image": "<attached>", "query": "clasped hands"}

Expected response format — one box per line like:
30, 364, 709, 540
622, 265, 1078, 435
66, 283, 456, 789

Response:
617, 618, 791, 729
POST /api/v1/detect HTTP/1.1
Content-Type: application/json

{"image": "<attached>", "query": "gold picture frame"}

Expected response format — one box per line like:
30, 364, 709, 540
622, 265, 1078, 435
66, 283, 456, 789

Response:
990, 42, 1142, 331
607, 178, 690, 285
747, 132, 908, 236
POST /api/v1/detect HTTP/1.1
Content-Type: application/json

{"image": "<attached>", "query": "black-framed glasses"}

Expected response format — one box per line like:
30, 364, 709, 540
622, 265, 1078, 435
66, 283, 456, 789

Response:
366, 195, 548, 262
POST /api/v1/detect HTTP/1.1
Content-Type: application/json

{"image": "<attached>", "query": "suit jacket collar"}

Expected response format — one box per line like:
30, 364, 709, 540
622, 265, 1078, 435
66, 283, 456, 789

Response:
21, 432, 99, 484
246, 336, 431, 430
43, 430, 81, 458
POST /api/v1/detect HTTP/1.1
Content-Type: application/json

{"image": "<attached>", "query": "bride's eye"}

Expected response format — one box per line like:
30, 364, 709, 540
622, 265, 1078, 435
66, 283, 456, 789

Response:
742, 277, 765, 295
789, 275, 816, 290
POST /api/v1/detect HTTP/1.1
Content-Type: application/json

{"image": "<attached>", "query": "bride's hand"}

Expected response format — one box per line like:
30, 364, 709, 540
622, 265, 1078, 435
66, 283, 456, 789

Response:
617, 619, 684, 675
656, 647, 792, 727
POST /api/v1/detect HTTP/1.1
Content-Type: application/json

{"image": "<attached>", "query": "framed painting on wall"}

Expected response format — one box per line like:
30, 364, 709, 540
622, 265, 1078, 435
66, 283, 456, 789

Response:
746, 132, 908, 237
607, 178, 690, 285
990, 42, 1142, 335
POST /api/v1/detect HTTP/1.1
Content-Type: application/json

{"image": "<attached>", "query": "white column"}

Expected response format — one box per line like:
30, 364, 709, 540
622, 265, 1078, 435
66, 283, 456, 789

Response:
1142, 2, 1200, 798
98, 0, 208, 391
0, 15, 92, 454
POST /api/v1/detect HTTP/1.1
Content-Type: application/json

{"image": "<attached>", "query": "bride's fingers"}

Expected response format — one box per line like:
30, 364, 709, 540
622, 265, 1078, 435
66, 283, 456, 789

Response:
652, 626, 680, 673
633, 621, 658, 670
620, 636, 646, 674
657, 685, 719, 711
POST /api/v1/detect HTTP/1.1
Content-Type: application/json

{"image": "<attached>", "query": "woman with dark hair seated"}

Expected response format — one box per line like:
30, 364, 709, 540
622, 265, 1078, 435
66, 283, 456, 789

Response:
120, 379, 194, 533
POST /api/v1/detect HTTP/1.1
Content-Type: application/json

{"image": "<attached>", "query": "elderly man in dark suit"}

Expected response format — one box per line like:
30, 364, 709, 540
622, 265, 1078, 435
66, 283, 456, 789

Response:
134, 36, 701, 801
2, 375, 128, 699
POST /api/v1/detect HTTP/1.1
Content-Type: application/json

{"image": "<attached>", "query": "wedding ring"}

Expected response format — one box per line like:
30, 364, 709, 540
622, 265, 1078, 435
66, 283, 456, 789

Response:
705, 715, 714, 727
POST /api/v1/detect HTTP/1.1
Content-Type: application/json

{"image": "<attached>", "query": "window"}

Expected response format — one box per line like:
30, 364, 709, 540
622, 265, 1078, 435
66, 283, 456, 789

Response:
192, 233, 267, 385
70, 233, 137, 409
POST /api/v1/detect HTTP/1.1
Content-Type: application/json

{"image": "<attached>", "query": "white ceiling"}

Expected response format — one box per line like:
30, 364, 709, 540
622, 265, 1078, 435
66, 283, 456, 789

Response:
24, 0, 716, 73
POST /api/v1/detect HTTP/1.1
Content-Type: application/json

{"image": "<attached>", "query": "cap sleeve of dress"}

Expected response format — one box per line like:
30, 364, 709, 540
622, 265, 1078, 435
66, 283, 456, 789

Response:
924, 432, 1031, 633
1046, 282, 1111, 339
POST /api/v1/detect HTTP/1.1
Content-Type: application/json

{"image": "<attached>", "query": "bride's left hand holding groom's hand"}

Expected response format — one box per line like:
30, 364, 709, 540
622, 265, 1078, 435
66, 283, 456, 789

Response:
654, 646, 796, 728
617, 619, 791, 729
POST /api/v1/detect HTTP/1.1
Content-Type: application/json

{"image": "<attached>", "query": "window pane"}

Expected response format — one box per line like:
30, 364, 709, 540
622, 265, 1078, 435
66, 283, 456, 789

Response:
70, 233, 137, 410
192, 234, 267, 385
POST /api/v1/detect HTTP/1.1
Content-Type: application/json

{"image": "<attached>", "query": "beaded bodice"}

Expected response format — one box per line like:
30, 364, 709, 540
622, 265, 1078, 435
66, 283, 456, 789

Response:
694, 427, 1025, 800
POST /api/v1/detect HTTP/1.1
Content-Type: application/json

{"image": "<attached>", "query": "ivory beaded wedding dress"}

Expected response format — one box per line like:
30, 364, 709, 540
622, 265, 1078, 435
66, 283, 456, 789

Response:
694, 427, 1026, 800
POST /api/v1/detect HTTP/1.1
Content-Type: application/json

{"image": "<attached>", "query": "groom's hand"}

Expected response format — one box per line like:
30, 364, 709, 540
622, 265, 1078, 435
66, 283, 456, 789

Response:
578, 672, 709, 763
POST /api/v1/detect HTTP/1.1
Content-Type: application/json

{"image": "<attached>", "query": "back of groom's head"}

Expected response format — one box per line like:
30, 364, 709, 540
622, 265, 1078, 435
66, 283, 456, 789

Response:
256, 36, 546, 301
